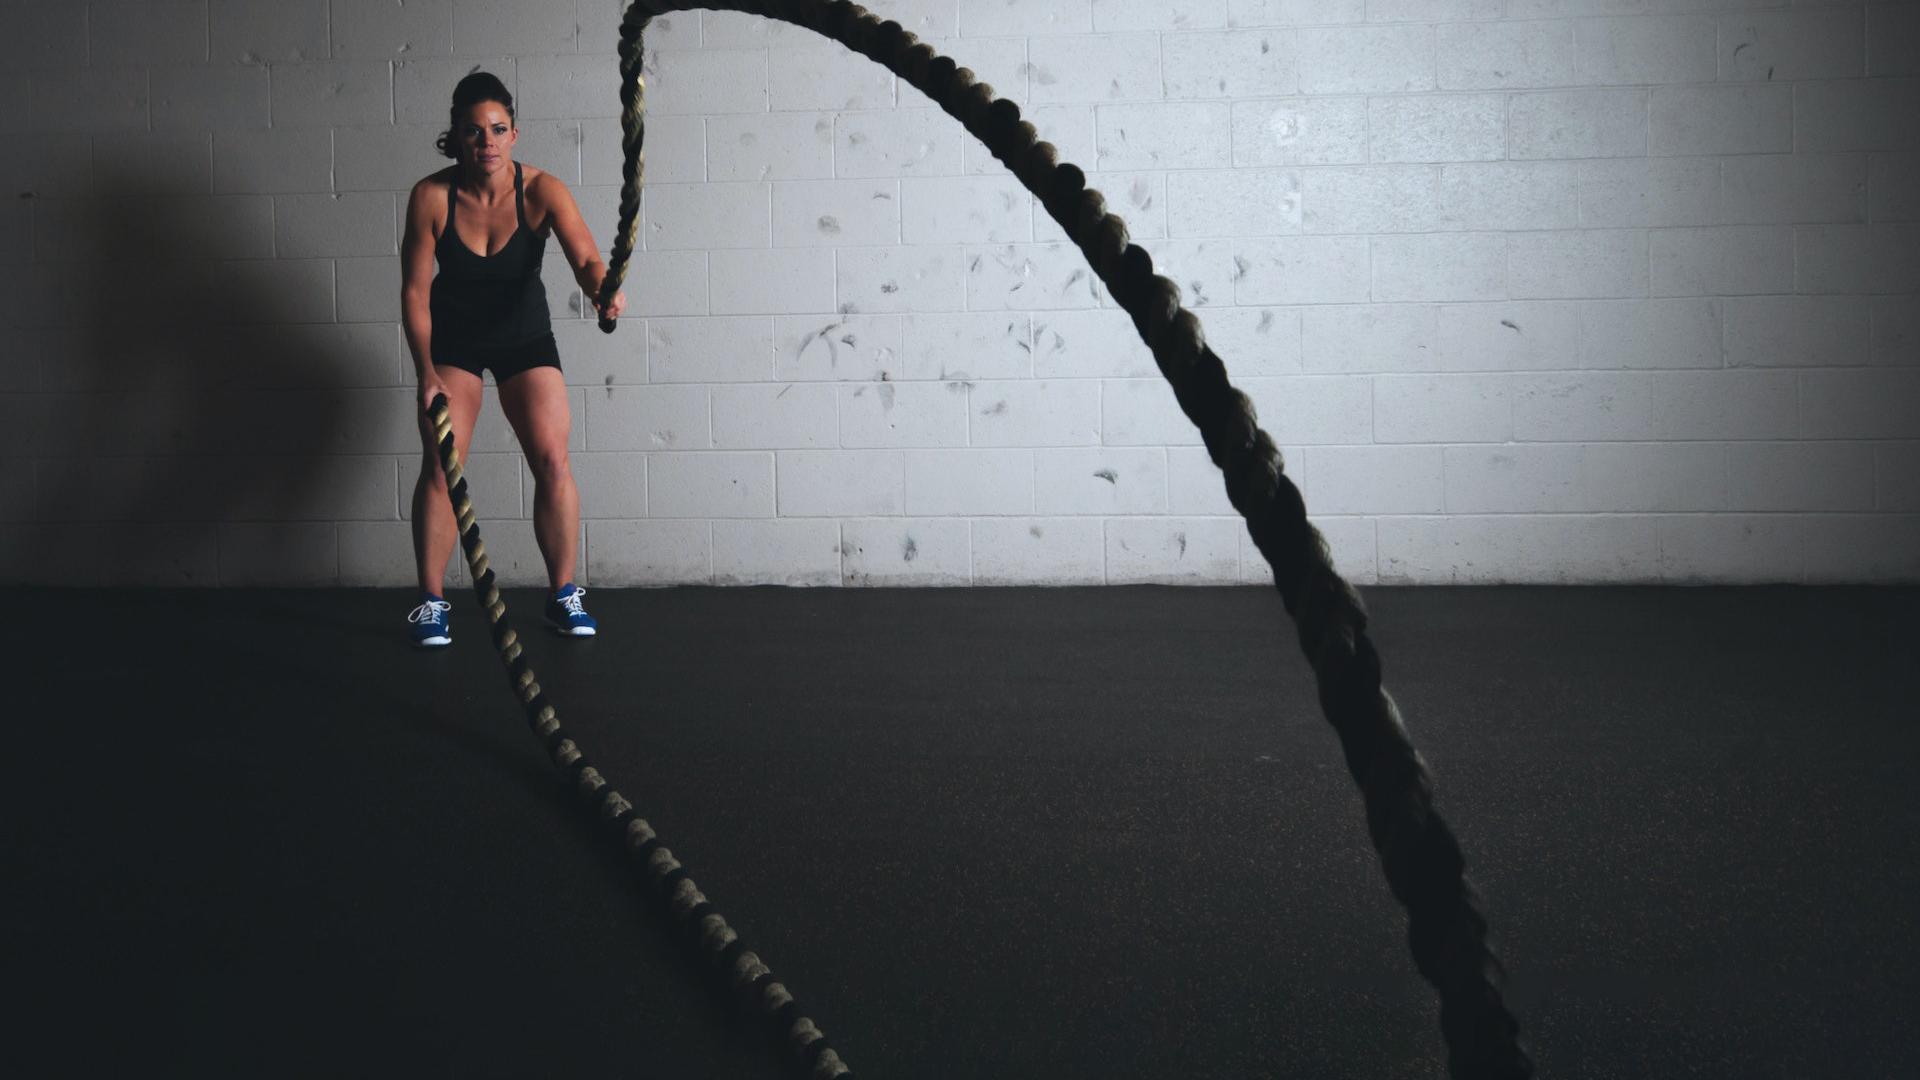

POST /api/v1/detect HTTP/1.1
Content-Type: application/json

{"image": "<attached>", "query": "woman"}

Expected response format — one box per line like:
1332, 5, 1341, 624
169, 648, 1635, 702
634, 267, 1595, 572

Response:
403, 72, 625, 647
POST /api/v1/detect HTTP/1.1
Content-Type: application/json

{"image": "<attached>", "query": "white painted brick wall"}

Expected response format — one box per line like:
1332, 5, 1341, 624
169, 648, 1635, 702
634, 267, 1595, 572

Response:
1096, 102, 1232, 170
712, 247, 834, 312
776, 312, 905, 380
778, 178, 903, 246
5, 0, 1914, 588
842, 517, 970, 585
272, 61, 395, 128
1035, 446, 1169, 514
1166, 30, 1299, 100
708, 112, 832, 180
776, 449, 903, 516
1441, 160, 1578, 226
713, 517, 840, 584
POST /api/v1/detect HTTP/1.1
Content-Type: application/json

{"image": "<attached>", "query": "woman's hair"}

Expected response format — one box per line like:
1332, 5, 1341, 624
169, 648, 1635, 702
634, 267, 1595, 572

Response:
434, 71, 515, 159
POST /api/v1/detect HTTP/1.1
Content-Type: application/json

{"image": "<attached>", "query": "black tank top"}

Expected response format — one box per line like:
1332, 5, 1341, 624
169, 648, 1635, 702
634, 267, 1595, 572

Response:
430, 162, 552, 352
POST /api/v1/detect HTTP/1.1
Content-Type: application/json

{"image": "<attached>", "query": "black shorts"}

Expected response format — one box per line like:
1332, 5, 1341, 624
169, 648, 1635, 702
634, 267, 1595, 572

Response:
436, 332, 562, 383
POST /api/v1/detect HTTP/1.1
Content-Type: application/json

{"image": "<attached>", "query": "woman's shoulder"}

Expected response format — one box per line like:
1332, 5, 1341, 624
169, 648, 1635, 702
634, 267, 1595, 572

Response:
523, 163, 568, 200
522, 165, 574, 227
410, 166, 457, 200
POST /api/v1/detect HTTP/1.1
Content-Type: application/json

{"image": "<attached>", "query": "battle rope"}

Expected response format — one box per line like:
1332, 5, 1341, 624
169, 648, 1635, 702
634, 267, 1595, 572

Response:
592, 3, 1533, 1077
426, 396, 853, 1079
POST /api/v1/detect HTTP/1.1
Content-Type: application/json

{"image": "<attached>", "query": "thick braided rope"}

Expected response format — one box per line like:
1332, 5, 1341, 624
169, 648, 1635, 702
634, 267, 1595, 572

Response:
598, 4, 1533, 1076
426, 396, 852, 1080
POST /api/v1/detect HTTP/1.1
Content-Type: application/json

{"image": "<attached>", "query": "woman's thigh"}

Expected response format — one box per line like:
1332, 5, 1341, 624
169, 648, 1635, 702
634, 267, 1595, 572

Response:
419, 364, 486, 477
496, 365, 571, 464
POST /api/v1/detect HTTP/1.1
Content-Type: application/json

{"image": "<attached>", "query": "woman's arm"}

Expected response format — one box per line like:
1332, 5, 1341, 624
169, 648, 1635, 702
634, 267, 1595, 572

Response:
536, 173, 627, 322
401, 178, 443, 408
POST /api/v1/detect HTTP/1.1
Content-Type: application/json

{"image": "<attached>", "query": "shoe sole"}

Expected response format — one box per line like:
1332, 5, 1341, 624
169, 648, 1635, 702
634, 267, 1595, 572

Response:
413, 635, 452, 647
550, 624, 596, 636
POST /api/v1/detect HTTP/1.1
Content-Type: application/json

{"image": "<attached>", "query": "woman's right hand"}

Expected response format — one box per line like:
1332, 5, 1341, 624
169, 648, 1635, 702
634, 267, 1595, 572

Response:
419, 371, 449, 416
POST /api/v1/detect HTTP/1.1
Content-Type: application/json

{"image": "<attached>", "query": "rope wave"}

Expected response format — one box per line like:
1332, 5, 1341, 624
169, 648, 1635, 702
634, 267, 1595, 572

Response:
429, 1, 1544, 1077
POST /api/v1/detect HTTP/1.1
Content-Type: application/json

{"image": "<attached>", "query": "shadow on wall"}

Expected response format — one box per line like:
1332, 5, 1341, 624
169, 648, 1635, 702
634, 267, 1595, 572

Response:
13, 161, 392, 586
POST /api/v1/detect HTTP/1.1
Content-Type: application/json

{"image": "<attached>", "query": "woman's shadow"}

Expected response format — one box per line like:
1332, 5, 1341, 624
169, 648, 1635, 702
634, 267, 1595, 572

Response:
17, 160, 387, 587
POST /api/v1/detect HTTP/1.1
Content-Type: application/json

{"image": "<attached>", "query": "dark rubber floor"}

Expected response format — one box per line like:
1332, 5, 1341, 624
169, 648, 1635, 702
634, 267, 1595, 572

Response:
6, 585, 1917, 1079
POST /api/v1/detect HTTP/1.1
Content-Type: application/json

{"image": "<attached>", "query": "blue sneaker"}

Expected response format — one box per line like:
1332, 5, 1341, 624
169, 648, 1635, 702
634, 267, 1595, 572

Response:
545, 583, 597, 637
407, 594, 452, 647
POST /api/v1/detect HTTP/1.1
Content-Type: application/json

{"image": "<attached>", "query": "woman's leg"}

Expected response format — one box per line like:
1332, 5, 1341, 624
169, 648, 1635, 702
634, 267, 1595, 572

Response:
412, 365, 486, 595
497, 365, 578, 591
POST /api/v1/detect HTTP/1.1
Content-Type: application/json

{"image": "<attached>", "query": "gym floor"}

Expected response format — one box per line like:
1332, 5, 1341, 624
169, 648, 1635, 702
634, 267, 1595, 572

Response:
7, 585, 1916, 1078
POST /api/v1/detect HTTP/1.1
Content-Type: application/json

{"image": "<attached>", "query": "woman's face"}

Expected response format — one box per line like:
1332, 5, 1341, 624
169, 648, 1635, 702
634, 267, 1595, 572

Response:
454, 101, 516, 173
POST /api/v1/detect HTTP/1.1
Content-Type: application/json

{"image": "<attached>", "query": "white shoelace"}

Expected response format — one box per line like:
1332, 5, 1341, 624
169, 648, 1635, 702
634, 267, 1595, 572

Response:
408, 599, 452, 624
558, 588, 587, 616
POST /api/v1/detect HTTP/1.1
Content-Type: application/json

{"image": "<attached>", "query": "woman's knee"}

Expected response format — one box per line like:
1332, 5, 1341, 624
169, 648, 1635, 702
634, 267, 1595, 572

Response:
417, 438, 467, 487
417, 422, 474, 479
526, 443, 572, 485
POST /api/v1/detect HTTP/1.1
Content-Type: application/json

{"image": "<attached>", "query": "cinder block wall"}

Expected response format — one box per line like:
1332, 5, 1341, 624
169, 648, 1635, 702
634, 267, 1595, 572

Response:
2, 0, 1915, 586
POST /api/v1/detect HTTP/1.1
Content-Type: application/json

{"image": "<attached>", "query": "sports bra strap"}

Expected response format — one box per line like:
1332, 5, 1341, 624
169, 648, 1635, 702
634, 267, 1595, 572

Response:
513, 162, 528, 231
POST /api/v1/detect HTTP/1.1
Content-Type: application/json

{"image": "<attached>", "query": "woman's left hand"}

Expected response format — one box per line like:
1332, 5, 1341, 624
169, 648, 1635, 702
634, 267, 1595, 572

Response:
594, 290, 627, 321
